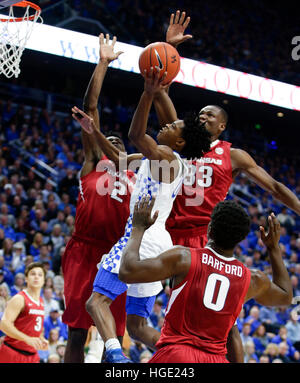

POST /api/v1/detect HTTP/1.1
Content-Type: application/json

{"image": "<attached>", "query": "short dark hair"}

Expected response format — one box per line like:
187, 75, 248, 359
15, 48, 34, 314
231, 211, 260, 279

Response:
210, 105, 228, 124
105, 130, 123, 140
181, 112, 212, 159
25, 261, 46, 279
210, 201, 250, 250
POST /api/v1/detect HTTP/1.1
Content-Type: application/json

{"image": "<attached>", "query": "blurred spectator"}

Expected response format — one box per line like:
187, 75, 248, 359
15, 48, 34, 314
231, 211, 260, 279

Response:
42, 287, 60, 316
286, 311, 300, 352
44, 309, 68, 341
148, 298, 164, 329
252, 324, 274, 356
10, 242, 26, 273
263, 343, 280, 363
243, 340, 259, 363
259, 355, 270, 363
240, 323, 253, 346
47, 353, 61, 363
10, 273, 25, 296
259, 306, 281, 334
0, 256, 14, 287
244, 305, 262, 335
277, 342, 293, 363
271, 325, 300, 362
56, 342, 66, 363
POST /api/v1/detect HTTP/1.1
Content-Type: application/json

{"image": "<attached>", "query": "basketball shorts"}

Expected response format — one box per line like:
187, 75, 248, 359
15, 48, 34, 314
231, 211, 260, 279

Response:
169, 225, 208, 248
0, 343, 40, 363
148, 344, 229, 363
93, 267, 156, 318
62, 236, 127, 336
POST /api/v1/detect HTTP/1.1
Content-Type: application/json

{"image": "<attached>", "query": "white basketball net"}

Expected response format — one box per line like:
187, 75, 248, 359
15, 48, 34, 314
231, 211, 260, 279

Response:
0, 4, 43, 78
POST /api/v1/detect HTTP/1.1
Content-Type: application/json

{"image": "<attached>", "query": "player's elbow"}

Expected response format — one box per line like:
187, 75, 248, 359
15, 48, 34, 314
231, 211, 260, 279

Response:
128, 131, 138, 143
82, 100, 97, 114
118, 267, 129, 283
119, 261, 134, 283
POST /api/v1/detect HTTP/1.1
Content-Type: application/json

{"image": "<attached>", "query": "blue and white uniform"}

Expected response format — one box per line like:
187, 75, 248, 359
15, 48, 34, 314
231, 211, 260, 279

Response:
93, 152, 186, 316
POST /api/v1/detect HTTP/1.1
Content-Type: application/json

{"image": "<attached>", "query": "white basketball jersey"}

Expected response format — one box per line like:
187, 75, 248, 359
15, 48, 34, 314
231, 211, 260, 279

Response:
102, 151, 186, 297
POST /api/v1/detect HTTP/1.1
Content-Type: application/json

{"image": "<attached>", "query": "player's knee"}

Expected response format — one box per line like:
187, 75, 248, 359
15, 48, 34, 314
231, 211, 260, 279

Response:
85, 292, 109, 315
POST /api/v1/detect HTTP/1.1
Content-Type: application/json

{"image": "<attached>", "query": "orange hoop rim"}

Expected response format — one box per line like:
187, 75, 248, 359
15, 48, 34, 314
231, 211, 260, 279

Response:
0, 1, 41, 23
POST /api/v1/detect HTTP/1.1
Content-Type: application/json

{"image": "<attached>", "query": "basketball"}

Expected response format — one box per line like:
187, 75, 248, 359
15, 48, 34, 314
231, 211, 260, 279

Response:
138, 42, 180, 85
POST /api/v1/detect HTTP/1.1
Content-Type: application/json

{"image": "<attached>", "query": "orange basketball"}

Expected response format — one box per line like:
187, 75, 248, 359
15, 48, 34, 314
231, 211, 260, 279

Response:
138, 42, 181, 85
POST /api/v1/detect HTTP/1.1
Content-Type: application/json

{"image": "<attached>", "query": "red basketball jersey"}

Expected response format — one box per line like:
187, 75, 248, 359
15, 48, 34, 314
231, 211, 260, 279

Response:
4, 290, 45, 353
156, 247, 251, 356
74, 156, 135, 243
166, 140, 232, 230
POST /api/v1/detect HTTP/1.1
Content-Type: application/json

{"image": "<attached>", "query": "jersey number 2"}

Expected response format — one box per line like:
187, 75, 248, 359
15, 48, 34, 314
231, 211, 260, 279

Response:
111, 181, 126, 203
203, 273, 230, 311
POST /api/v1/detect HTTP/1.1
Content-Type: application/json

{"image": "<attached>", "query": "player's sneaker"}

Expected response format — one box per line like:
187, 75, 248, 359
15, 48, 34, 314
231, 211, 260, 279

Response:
105, 348, 132, 363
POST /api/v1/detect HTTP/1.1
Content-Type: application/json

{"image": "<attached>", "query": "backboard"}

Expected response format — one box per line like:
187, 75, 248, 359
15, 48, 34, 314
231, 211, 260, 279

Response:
0, 1, 19, 9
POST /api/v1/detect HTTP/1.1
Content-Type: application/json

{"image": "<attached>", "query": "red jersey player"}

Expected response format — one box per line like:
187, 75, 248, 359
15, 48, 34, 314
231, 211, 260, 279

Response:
119, 196, 292, 363
154, 10, 300, 250
62, 34, 134, 363
0, 262, 48, 363
151, 10, 299, 362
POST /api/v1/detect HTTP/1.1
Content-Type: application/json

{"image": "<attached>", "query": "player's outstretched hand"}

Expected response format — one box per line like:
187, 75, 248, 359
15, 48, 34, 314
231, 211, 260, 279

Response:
72, 106, 96, 134
99, 33, 123, 64
260, 213, 281, 249
166, 10, 193, 48
132, 195, 159, 230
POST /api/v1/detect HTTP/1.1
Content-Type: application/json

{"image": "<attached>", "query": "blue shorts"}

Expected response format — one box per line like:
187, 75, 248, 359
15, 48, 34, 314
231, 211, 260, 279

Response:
126, 296, 156, 318
93, 266, 127, 300
93, 267, 156, 318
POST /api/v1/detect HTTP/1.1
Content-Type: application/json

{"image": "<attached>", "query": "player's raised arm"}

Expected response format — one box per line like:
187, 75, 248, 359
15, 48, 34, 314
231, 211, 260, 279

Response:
128, 69, 175, 161
72, 106, 142, 168
119, 196, 190, 283
244, 213, 293, 306
153, 11, 192, 127
80, 33, 123, 164
231, 148, 300, 215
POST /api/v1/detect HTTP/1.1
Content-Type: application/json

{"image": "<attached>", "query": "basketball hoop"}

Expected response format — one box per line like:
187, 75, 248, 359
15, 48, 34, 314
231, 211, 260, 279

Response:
0, 1, 43, 78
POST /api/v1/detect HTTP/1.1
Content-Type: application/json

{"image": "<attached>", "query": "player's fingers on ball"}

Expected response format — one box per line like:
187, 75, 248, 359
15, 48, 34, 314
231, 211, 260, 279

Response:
99, 33, 104, 42
106, 33, 110, 44
112, 36, 117, 45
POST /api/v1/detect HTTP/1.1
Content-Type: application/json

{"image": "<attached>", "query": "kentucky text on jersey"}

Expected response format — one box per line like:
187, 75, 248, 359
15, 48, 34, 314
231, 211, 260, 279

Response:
202, 253, 243, 277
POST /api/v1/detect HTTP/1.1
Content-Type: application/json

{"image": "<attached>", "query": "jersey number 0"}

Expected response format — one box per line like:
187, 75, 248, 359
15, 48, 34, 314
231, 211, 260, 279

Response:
203, 273, 230, 311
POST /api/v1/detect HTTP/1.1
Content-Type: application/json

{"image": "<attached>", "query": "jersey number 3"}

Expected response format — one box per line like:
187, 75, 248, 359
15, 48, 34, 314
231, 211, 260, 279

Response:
184, 165, 213, 188
34, 316, 42, 332
203, 273, 230, 311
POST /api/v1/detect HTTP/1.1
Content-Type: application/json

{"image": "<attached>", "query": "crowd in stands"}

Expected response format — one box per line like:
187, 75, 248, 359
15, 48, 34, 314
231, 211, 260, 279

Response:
0, 92, 300, 363
60, 0, 300, 86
